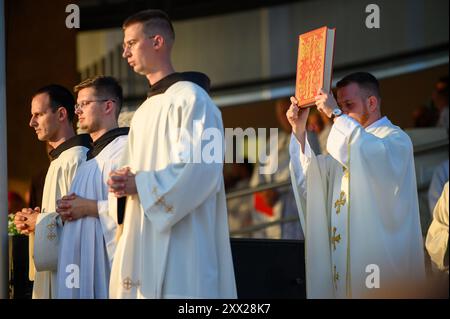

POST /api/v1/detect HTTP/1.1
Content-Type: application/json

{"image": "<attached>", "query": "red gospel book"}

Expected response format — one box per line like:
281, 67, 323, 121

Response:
295, 26, 336, 108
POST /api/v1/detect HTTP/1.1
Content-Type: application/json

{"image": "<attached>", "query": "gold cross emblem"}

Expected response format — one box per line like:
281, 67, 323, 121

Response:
47, 222, 56, 230
333, 265, 340, 288
331, 226, 341, 251
165, 205, 173, 213
122, 277, 132, 290
155, 196, 166, 206
153, 188, 174, 214
343, 167, 349, 178
334, 191, 346, 215
47, 232, 56, 241
122, 277, 140, 290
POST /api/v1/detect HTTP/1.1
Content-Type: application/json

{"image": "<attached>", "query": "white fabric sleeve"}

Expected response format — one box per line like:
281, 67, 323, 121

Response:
135, 89, 223, 233
33, 212, 61, 272
97, 199, 117, 263
135, 160, 222, 234
326, 115, 359, 167
289, 132, 316, 199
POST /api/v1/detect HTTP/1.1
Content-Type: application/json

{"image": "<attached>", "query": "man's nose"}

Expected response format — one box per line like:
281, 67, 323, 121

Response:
122, 48, 130, 59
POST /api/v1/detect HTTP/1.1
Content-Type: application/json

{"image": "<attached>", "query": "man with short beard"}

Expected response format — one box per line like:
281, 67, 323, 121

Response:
287, 72, 425, 298
53, 76, 128, 298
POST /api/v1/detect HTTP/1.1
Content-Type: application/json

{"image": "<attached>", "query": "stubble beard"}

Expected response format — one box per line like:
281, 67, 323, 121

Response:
359, 106, 370, 127
80, 120, 98, 134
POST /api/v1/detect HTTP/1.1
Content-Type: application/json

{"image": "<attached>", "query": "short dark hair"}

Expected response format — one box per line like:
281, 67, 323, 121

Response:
336, 72, 381, 99
32, 84, 75, 123
123, 9, 175, 41
74, 76, 123, 118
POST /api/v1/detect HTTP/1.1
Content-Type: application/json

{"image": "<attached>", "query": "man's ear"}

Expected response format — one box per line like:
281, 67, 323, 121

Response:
153, 35, 164, 50
104, 100, 114, 115
368, 96, 378, 112
57, 106, 68, 122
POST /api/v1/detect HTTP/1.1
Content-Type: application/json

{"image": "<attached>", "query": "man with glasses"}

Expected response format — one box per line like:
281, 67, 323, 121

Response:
287, 72, 426, 298
49, 76, 128, 298
14, 85, 91, 299
107, 9, 237, 299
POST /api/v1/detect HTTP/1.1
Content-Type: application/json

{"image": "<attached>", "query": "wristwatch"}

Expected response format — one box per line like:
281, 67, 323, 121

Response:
330, 108, 343, 119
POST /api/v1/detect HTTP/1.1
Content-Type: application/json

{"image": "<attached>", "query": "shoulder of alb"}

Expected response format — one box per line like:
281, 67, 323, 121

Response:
58, 145, 88, 164
106, 135, 128, 157
167, 81, 209, 101
383, 123, 413, 151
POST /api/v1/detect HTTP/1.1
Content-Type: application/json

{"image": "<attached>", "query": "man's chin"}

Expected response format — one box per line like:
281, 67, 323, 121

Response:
348, 115, 367, 127
134, 68, 146, 75
79, 125, 91, 133
347, 115, 360, 124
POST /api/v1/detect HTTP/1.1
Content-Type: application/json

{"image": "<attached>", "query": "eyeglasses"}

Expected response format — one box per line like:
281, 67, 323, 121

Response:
122, 35, 157, 51
74, 99, 115, 112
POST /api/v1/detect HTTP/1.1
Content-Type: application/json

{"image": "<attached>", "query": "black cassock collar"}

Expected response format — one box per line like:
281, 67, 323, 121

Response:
86, 127, 129, 161
48, 134, 92, 161
147, 71, 211, 98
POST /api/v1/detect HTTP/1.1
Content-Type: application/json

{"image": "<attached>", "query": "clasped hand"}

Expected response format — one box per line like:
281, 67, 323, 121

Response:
14, 207, 40, 235
56, 193, 97, 222
107, 167, 137, 198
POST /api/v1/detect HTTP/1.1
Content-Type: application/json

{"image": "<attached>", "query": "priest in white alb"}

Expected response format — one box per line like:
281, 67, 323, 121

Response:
107, 10, 237, 299
55, 76, 128, 298
287, 72, 425, 298
14, 85, 91, 299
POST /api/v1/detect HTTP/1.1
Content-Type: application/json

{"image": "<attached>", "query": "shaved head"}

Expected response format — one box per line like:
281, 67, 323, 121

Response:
123, 9, 175, 46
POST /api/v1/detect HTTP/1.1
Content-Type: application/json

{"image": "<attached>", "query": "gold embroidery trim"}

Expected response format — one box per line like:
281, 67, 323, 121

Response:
165, 205, 173, 213
331, 226, 341, 251
346, 137, 352, 298
334, 191, 346, 215
47, 221, 57, 241
333, 265, 340, 289
343, 168, 349, 179
47, 232, 57, 241
152, 186, 174, 214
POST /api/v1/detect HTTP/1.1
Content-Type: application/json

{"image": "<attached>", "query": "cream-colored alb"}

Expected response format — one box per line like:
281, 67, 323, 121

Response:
109, 81, 237, 299
290, 115, 426, 298
32, 145, 88, 298
426, 182, 449, 273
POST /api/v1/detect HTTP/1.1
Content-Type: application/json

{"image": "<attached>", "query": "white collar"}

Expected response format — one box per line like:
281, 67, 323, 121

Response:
366, 116, 390, 131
